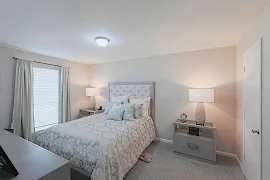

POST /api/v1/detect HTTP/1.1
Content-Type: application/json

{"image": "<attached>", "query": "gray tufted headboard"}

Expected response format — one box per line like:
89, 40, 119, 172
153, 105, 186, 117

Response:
108, 82, 155, 121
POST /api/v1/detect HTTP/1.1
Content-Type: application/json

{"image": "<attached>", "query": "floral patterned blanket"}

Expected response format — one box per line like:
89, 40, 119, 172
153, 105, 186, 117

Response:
34, 113, 156, 180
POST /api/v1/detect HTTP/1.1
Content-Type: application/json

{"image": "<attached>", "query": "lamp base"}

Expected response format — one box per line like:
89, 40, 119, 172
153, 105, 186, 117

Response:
196, 122, 204, 126
195, 102, 206, 125
89, 96, 96, 110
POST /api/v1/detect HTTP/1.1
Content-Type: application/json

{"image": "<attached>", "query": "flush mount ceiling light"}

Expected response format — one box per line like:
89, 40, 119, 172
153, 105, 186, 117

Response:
94, 36, 110, 47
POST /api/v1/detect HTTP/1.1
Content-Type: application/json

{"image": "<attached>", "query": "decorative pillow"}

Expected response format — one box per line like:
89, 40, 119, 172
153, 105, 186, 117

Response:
111, 103, 135, 120
104, 102, 115, 115
111, 103, 123, 110
106, 109, 125, 121
134, 104, 143, 119
122, 104, 135, 120
130, 97, 151, 117
111, 95, 130, 104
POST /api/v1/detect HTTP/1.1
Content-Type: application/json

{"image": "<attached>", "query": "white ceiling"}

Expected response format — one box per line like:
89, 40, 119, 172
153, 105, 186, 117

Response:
0, 0, 269, 64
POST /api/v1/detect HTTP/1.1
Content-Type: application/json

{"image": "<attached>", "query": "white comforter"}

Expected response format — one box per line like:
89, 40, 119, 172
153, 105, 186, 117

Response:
34, 113, 156, 180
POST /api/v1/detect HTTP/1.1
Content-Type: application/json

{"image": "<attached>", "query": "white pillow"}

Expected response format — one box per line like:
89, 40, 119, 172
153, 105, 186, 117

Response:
130, 97, 151, 117
111, 95, 130, 104
111, 103, 123, 110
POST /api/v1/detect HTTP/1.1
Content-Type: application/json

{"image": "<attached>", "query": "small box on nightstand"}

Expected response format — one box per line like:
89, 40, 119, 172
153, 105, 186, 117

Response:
188, 127, 199, 136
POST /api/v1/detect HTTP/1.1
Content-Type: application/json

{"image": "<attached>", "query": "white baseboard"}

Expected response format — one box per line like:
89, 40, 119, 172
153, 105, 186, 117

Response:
216, 151, 243, 172
216, 151, 236, 158
235, 156, 244, 172
155, 137, 173, 144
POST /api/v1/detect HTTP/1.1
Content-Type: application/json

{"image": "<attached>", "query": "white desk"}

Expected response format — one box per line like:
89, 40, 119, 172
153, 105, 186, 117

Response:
0, 129, 70, 180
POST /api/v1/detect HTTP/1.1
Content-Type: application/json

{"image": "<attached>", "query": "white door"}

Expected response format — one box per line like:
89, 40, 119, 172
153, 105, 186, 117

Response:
243, 39, 262, 180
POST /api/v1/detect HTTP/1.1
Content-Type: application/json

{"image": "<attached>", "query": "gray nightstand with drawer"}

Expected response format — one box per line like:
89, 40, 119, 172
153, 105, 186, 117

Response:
79, 108, 105, 118
173, 120, 217, 163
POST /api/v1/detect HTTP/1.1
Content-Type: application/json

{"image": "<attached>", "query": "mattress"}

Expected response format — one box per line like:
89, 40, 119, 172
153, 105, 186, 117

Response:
34, 113, 156, 180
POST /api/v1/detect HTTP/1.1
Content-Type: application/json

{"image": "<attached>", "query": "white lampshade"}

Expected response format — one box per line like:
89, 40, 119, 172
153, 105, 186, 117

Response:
189, 89, 214, 103
86, 88, 100, 96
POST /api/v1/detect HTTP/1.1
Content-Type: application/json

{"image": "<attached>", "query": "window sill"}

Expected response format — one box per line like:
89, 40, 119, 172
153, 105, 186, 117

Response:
35, 124, 58, 132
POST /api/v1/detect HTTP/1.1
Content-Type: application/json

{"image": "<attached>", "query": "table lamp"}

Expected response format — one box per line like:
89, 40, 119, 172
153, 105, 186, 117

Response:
189, 89, 214, 125
86, 88, 100, 110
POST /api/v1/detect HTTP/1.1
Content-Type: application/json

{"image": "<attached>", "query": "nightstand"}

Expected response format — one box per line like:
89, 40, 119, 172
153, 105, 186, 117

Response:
173, 120, 217, 163
79, 108, 105, 118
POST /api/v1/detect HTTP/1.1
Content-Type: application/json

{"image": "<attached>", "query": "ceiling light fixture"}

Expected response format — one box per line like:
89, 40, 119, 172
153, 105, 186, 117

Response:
94, 36, 110, 47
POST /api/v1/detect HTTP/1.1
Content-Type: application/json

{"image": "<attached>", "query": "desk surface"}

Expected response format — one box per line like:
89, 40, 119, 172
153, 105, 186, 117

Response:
0, 129, 69, 180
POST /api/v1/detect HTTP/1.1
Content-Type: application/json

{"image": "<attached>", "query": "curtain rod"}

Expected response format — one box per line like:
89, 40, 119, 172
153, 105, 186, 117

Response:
12, 57, 70, 69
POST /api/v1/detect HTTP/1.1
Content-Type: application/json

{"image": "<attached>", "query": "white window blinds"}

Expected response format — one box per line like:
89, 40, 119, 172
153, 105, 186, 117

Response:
33, 67, 60, 131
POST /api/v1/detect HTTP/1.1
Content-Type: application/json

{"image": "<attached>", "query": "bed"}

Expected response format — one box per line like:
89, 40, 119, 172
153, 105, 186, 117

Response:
34, 82, 156, 180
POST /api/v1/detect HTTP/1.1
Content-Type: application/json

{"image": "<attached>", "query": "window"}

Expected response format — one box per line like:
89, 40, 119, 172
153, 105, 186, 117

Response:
33, 67, 60, 131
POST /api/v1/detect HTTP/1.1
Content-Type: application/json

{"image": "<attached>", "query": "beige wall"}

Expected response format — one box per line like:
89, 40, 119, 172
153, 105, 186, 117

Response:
236, 4, 270, 179
0, 45, 90, 129
89, 46, 237, 154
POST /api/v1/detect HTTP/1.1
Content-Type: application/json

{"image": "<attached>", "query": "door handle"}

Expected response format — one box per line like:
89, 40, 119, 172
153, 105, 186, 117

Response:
188, 143, 199, 150
252, 129, 260, 135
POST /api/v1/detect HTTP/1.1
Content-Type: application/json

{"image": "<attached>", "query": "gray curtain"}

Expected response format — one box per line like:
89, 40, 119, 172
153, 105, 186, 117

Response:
11, 60, 34, 141
59, 67, 71, 123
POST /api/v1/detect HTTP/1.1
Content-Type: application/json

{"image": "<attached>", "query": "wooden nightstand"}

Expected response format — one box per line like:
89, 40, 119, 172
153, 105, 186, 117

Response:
173, 120, 217, 163
79, 108, 105, 118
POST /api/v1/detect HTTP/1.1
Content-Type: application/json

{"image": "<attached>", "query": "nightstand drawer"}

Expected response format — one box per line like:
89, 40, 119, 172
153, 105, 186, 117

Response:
173, 120, 216, 163
174, 141, 215, 161
174, 133, 214, 151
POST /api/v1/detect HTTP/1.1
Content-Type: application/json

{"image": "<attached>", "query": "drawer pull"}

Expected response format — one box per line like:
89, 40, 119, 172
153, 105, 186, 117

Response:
188, 143, 199, 149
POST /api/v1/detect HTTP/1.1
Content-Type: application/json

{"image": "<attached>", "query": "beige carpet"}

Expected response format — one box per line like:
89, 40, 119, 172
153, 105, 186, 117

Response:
124, 141, 245, 180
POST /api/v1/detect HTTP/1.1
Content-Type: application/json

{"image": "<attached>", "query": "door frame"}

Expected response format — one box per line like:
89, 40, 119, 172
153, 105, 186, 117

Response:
242, 38, 262, 179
